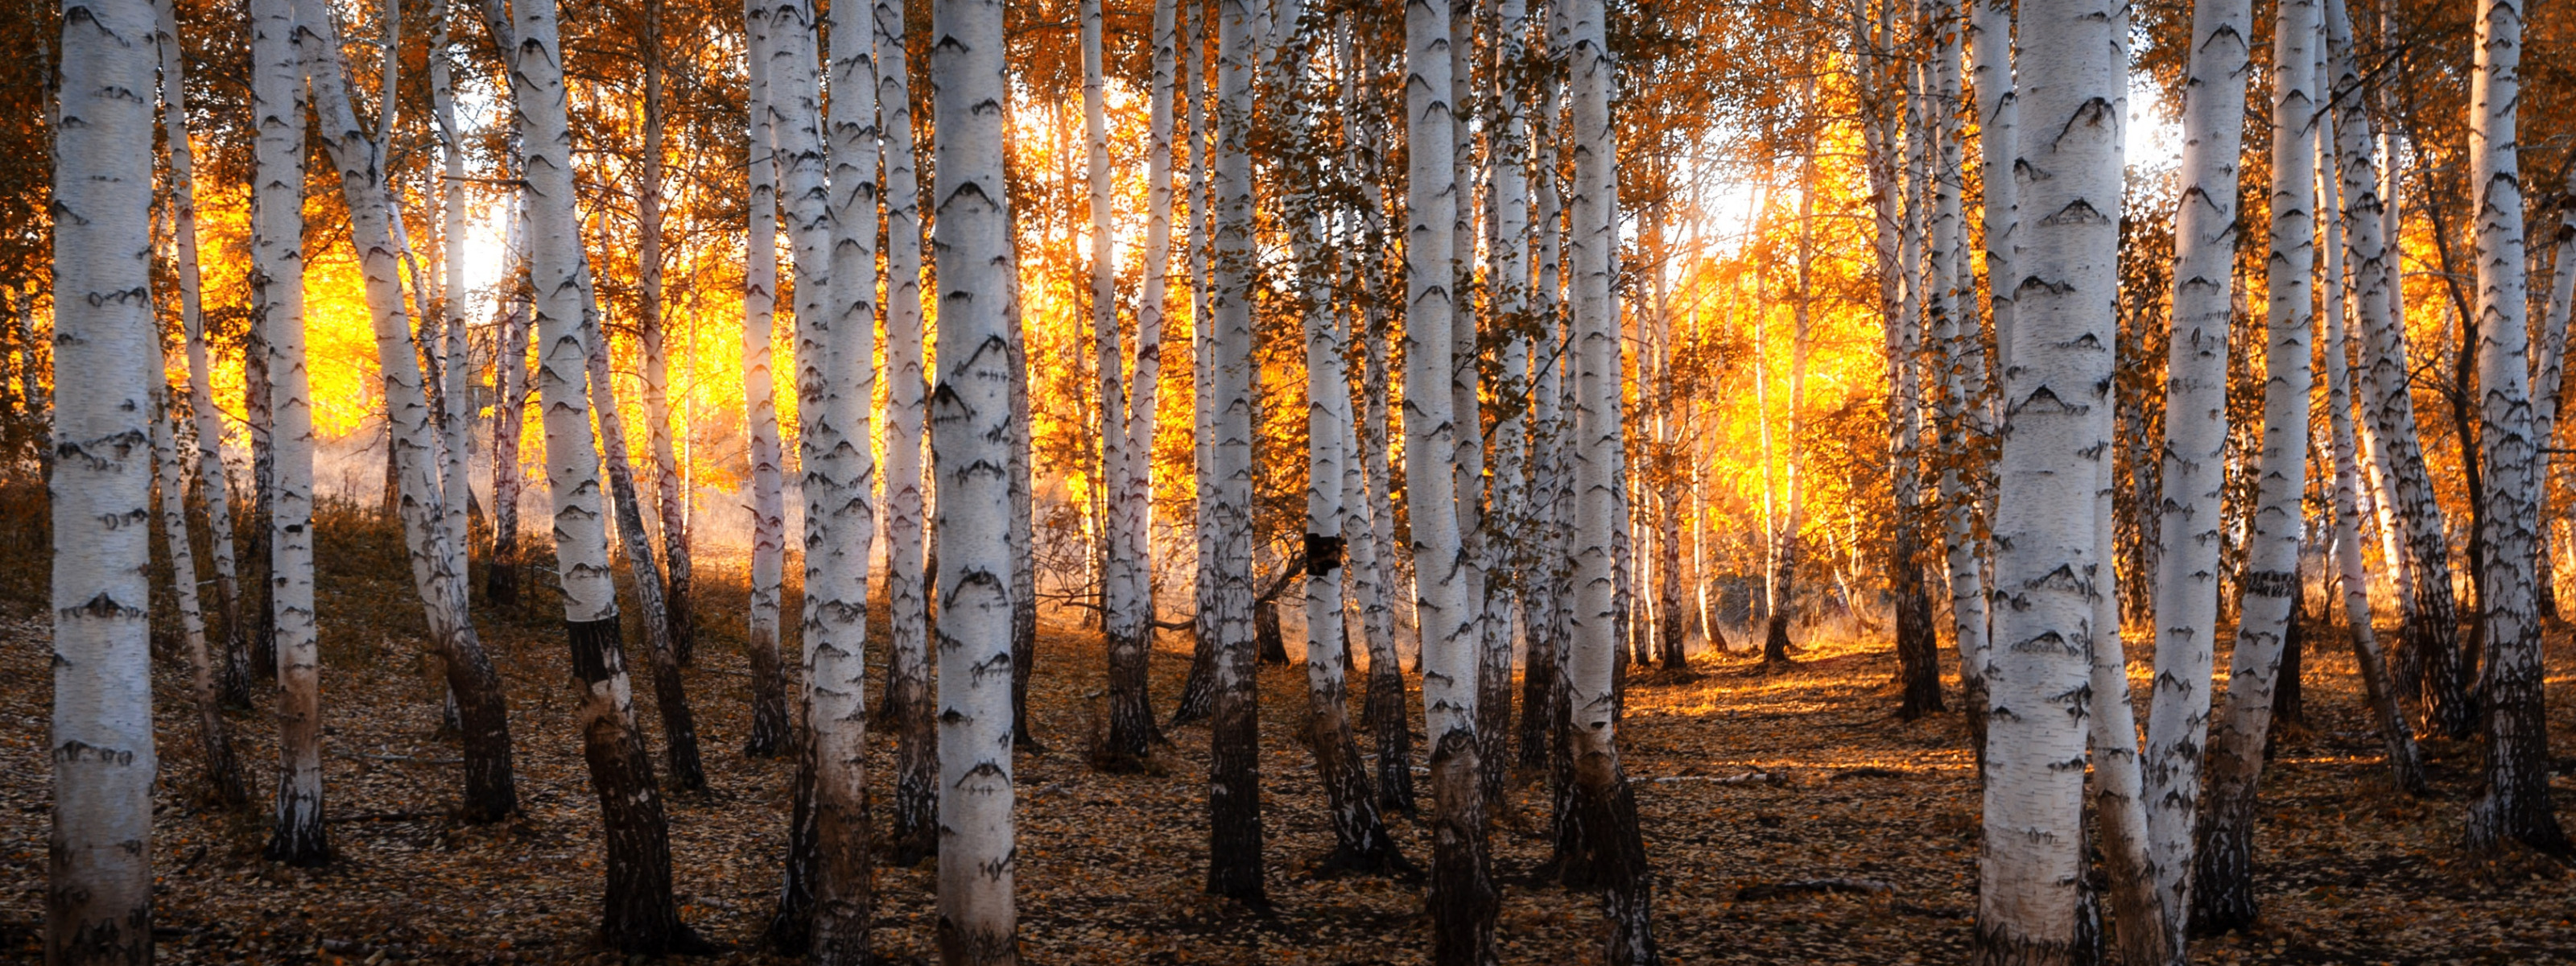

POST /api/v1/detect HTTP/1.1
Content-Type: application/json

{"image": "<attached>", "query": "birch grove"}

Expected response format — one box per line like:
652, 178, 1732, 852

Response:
29, 0, 2576, 959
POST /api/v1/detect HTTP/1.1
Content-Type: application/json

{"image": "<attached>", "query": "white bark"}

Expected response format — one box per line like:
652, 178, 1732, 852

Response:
930, 0, 1019, 953
1930, 0, 1985, 717
300, 0, 476, 685
1202, 0, 1266, 902
1979, 0, 2126, 957
2090, 443, 2161, 966
2462, 0, 2565, 853
250, 0, 325, 865
431, 0, 470, 592
515, 0, 619, 628
2195, 0, 2318, 928
744, 0, 790, 734
1969, 0, 2016, 379
873, 0, 936, 850
1083, 0, 1138, 722
1406, 0, 1472, 780
1567, 0, 1653, 957
2141, 0, 2253, 947
811, 6, 881, 956
2316, 100, 2425, 791
152, 332, 245, 807
1120, 0, 1176, 664
50, 0, 163, 949
155, 0, 244, 668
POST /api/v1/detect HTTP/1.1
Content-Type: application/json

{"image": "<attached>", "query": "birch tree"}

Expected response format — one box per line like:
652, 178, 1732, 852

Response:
759, 0, 836, 942
300, 0, 517, 825
2193, 0, 2318, 931
1567, 0, 1657, 960
49, 0, 162, 955
1084, 0, 1154, 770
2461, 0, 2568, 856
1203, 0, 1266, 905
152, 335, 246, 808
1928, 0, 1985, 705
250, 0, 326, 867
930, 0, 1022, 954
630, 0, 693, 667
1861, 0, 1938, 720
2325, 0, 2462, 741
580, 272, 704, 794
874, 0, 939, 865
2140, 0, 2252, 950
511, 0, 697, 947
429, 0, 469, 620
2313, 39, 2425, 787
1111, 0, 1176, 762
1979, 0, 2125, 957
806, 6, 885, 958
741, 0, 793, 759
1406, 0, 1496, 956
1348, 25, 1414, 815
489, 183, 530, 609
155, 0, 250, 711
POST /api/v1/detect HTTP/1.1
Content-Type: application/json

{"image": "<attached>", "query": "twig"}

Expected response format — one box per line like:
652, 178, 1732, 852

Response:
1650, 770, 1781, 786
332, 750, 462, 766
1736, 878, 1896, 901
324, 810, 444, 824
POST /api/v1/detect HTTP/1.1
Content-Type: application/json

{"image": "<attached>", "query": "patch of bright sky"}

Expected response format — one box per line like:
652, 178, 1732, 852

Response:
1678, 65, 2188, 254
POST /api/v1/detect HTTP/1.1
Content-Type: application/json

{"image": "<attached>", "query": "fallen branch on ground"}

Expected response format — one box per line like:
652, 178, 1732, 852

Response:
1735, 878, 1897, 902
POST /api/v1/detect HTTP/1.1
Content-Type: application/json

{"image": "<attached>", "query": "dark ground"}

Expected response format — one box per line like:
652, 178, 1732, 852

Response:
2, 500, 2572, 964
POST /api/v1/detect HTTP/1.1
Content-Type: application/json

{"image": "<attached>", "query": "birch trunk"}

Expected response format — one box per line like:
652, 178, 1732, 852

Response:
2461, 0, 2568, 856
1107, 0, 1178, 764
2333, 3, 2458, 737
1084, 0, 1149, 769
2314, 76, 2427, 791
1202, 0, 1267, 905
1864, 0, 1938, 722
638, 0, 693, 667
49, 0, 163, 953
303, 0, 518, 825
1520, 98, 1567, 770
1349, 31, 1415, 814
1409, 0, 1496, 955
1174, 1, 1221, 728
511, 0, 696, 947
1567, 1, 1654, 959
2091, 448, 2163, 966
741, 0, 794, 761
1488, 0, 1534, 729
1979, 0, 2126, 956
488, 184, 529, 609
431, 0, 470, 617
154, 0, 250, 711
1008, 233, 1040, 751
2140, 0, 2252, 950
759, 0, 836, 943
807, 7, 884, 956
153, 340, 248, 808
1930, 2, 1986, 704
1971, 0, 2016, 378
930, 0, 1022, 953
580, 278, 705, 794
1303, 208, 1402, 873
2192, 0, 2318, 931
874, 0, 938, 864
250, 0, 325, 866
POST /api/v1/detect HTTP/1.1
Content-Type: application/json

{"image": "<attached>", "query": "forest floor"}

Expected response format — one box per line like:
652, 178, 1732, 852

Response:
2, 508, 2575, 964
